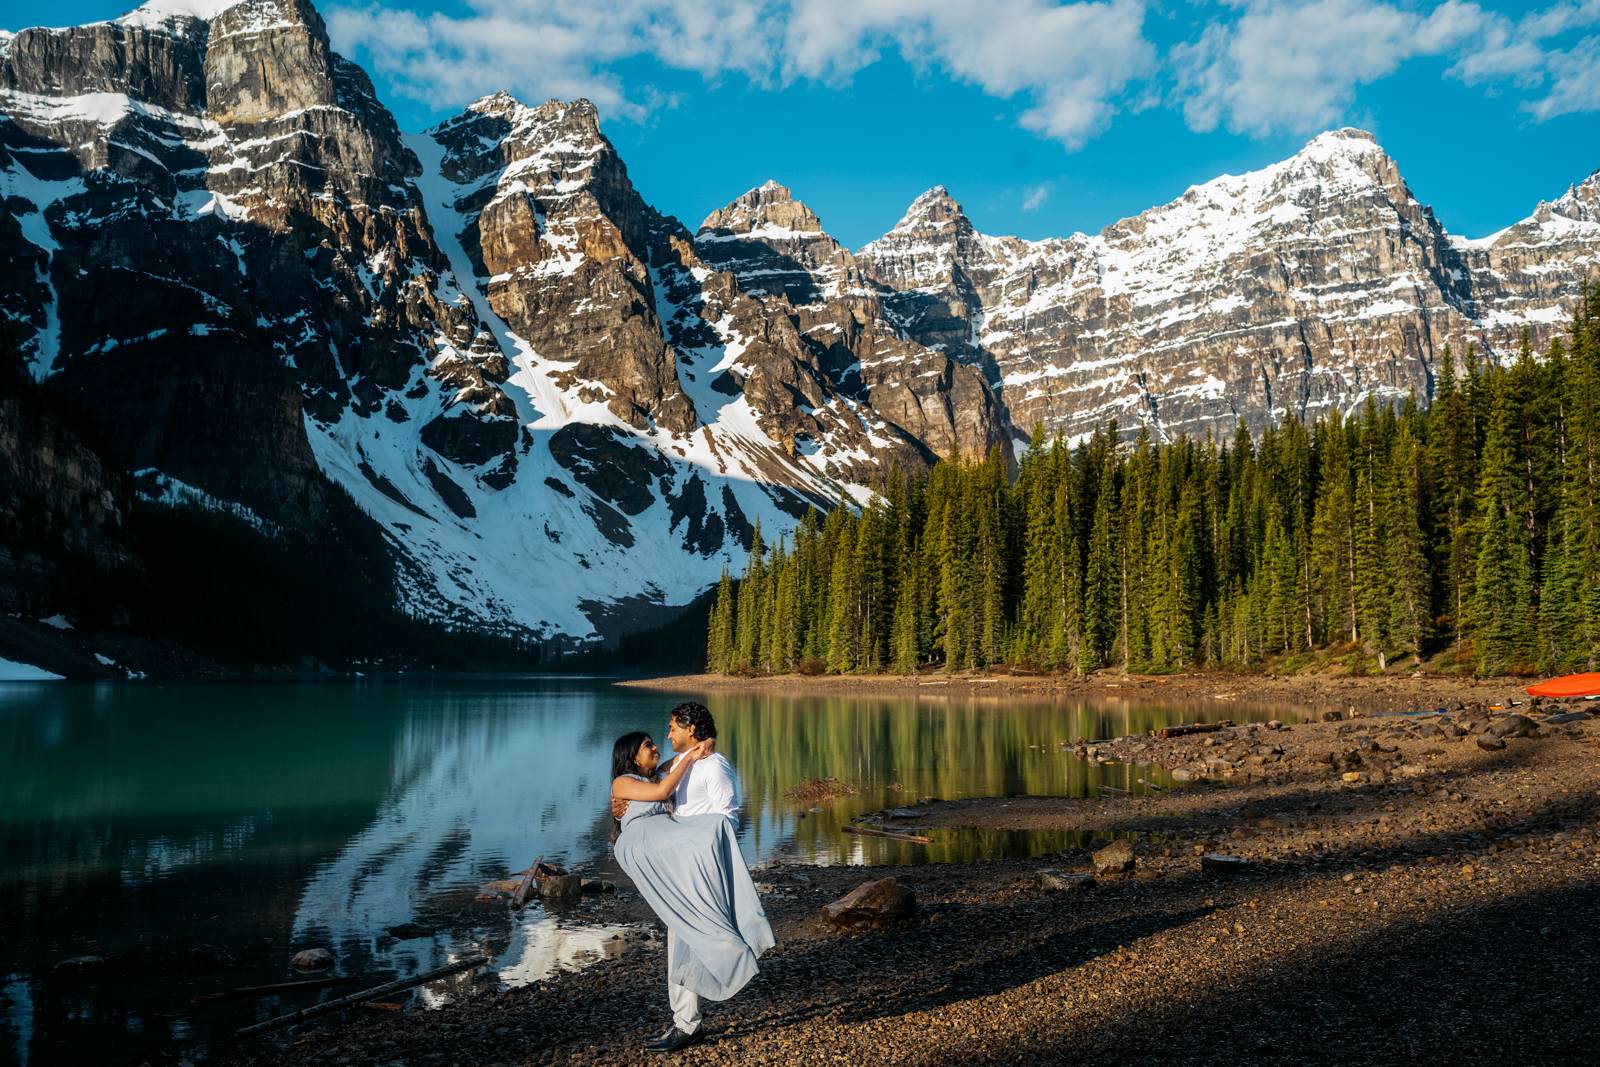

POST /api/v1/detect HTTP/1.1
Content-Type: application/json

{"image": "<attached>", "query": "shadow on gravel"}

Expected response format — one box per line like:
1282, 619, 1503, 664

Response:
981, 880, 1600, 1065
743, 902, 1211, 1035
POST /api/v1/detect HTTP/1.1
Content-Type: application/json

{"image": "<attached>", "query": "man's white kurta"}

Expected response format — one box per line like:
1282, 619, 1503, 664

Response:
671, 752, 739, 824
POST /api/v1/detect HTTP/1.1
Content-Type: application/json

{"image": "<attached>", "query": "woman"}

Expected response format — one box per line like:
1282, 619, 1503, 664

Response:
609, 731, 774, 1037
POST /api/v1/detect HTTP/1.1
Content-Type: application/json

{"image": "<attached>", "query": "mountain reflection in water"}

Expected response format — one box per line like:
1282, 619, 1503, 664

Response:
0, 678, 1292, 1065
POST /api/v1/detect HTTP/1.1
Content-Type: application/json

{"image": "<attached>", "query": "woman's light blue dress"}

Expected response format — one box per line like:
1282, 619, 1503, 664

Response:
612, 775, 775, 1001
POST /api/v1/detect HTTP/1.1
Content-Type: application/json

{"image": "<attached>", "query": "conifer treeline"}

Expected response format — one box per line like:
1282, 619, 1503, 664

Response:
705, 283, 1600, 678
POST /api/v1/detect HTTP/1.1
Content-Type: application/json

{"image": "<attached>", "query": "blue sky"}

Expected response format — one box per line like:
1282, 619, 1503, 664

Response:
11, 1, 1600, 248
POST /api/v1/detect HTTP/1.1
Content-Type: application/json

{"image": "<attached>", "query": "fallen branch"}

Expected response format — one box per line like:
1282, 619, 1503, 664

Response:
233, 955, 490, 1039
1157, 721, 1232, 739
843, 824, 933, 844
511, 855, 542, 910
193, 976, 354, 1003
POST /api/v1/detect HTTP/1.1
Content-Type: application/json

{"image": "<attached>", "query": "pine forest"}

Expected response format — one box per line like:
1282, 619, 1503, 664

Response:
704, 283, 1600, 679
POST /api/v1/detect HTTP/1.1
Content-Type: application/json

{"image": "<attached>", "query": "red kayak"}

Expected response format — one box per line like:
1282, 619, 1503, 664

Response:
1525, 672, 1600, 698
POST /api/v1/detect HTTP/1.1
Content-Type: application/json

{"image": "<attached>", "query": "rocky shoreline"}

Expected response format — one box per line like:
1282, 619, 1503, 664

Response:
229, 694, 1600, 1065
621, 668, 1534, 713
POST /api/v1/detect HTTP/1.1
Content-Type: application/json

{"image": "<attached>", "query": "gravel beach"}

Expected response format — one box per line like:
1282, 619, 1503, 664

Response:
229, 689, 1600, 1066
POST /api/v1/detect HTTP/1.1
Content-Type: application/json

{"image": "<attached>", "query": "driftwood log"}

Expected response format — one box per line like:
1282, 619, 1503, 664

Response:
234, 955, 490, 1039
843, 825, 933, 845
193, 976, 354, 1003
511, 855, 542, 909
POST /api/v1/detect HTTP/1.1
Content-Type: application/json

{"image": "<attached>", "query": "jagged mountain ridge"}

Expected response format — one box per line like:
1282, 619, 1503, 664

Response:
711, 131, 1599, 443
2, 0, 1597, 643
0, 0, 1007, 641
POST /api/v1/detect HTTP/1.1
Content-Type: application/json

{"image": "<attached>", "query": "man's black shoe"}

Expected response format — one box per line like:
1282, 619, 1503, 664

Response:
644, 1027, 703, 1053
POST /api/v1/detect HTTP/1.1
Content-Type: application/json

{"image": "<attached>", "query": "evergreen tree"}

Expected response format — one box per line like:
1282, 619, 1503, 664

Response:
705, 566, 735, 673
1472, 365, 1539, 674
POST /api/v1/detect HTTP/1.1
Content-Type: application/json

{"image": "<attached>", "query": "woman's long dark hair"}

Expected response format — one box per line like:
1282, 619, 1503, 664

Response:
610, 731, 653, 843
611, 732, 652, 782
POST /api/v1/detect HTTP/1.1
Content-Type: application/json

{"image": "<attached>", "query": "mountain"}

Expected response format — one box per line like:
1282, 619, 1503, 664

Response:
0, 0, 1008, 645
851, 130, 1596, 441
2, 0, 1598, 649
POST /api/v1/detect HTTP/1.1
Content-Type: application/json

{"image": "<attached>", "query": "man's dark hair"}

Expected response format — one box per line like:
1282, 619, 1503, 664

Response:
669, 701, 717, 741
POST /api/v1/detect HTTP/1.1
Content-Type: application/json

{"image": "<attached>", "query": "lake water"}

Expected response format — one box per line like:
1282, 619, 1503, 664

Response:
0, 678, 1293, 1064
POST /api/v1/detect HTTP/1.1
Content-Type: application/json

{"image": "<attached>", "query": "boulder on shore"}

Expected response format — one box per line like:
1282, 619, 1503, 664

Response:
1092, 839, 1136, 875
540, 874, 584, 904
821, 877, 916, 928
290, 948, 334, 970
1035, 869, 1095, 892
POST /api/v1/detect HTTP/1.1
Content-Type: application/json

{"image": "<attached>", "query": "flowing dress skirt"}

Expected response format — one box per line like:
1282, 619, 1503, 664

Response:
613, 811, 775, 1001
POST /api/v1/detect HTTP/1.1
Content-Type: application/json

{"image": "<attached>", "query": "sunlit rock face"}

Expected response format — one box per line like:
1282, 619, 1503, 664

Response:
854, 132, 1600, 441
3, 2, 1597, 640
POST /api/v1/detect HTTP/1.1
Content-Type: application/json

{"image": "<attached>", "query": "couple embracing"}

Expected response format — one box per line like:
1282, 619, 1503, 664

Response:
609, 702, 774, 1053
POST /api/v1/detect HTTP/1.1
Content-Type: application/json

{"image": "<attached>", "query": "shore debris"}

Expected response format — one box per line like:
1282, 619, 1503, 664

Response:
843, 824, 933, 844
1157, 721, 1232, 739
784, 777, 860, 803
194, 976, 354, 1004
235, 954, 491, 1039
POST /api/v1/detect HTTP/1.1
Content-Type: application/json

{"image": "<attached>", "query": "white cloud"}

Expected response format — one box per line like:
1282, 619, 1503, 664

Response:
329, 0, 1154, 149
1020, 181, 1055, 212
1528, 33, 1600, 119
327, 1, 778, 120
1170, 1, 1480, 137
1170, 1, 1600, 136
326, 1, 1600, 150
781, 0, 1155, 146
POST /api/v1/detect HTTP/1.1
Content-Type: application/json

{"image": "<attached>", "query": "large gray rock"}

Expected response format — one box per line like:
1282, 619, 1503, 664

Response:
1092, 839, 1136, 875
290, 947, 334, 970
821, 877, 916, 928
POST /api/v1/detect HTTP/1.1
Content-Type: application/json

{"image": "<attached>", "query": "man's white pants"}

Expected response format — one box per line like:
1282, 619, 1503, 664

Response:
666, 929, 702, 1034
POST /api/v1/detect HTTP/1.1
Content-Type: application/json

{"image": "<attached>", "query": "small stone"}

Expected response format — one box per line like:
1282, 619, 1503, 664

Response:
1170, 767, 1196, 783
580, 878, 616, 895
1341, 771, 1363, 783
1475, 734, 1507, 751
821, 877, 916, 928
539, 874, 584, 904
1200, 853, 1252, 874
1093, 839, 1137, 875
387, 922, 434, 940
291, 948, 334, 970
1461, 864, 1475, 879
1035, 869, 1095, 892
1488, 714, 1538, 739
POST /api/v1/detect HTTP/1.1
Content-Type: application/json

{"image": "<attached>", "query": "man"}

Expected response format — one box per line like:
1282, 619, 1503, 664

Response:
614, 701, 741, 1053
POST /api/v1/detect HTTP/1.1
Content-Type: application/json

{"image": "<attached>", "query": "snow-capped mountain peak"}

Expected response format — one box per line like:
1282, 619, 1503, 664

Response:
699, 180, 827, 239
4, 0, 1598, 645
117, 0, 243, 26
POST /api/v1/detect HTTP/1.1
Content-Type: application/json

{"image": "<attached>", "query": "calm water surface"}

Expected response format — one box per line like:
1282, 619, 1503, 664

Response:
0, 678, 1294, 1064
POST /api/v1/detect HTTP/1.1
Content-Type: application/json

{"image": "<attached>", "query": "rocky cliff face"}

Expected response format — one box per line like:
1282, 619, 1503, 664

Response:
851, 131, 1599, 441
3, 1, 1598, 643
